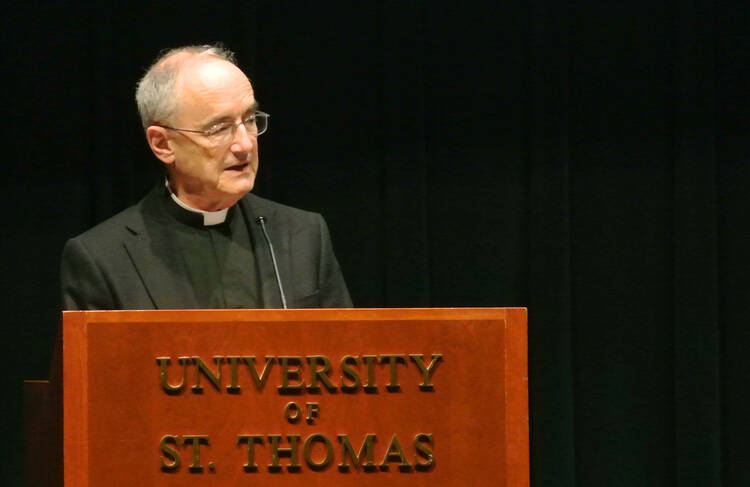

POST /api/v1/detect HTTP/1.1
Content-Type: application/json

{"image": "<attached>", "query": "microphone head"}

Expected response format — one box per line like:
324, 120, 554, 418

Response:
256, 216, 266, 224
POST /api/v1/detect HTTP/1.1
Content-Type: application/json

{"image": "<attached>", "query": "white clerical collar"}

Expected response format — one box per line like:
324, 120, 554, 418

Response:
165, 180, 228, 226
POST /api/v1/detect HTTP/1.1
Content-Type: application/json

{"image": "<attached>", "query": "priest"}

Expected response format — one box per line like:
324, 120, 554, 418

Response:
61, 44, 352, 310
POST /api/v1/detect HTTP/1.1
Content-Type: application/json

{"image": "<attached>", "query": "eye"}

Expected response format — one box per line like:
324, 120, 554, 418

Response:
206, 122, 234, 137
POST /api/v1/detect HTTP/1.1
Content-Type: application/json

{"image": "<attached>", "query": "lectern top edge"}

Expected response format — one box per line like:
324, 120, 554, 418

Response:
62, 307, 527, 324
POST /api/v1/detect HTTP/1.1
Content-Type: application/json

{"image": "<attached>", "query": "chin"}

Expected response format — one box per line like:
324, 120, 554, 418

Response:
225, 180, 255, 200
240, 175, 256, 194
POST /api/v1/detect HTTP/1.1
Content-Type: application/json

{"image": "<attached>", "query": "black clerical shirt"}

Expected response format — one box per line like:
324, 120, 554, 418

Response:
163, 196, 261, 308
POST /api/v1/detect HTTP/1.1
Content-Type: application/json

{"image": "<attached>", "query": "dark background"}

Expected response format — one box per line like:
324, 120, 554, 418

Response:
2, 1, 748, 485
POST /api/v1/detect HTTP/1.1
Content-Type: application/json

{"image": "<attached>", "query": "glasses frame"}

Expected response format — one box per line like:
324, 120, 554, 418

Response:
154, 111, 270, 140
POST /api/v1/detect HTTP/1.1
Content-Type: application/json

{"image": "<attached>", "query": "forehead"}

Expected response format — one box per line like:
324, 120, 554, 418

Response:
173, 57, 256, 122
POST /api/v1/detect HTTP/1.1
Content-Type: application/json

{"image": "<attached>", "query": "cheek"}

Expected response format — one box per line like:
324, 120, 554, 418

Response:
207, 150, 227, 173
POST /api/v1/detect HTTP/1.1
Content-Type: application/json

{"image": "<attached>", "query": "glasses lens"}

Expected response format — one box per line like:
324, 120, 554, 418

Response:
256, 114, 268, 135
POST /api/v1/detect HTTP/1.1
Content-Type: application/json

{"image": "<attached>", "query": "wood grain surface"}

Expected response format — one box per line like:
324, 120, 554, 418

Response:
63, 308, 528, 486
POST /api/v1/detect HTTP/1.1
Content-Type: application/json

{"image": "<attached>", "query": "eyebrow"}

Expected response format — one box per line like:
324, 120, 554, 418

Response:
244, 101, 260, 116
203, 101, 260, 128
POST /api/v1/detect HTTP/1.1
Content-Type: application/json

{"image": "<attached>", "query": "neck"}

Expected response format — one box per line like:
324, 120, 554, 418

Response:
167, 182, 240, 211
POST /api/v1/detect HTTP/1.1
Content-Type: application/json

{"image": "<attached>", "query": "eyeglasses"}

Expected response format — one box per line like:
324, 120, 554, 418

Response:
155, 111, 270, 144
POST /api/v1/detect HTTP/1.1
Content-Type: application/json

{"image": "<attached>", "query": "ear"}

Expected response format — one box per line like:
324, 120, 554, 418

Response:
145, 126, 176, 165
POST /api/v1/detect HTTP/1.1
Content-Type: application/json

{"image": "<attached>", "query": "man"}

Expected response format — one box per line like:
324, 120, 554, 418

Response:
61, 44, 351, 310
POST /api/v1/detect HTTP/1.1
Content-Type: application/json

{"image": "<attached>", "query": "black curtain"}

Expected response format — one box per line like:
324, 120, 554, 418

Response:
2, 2, 748, 485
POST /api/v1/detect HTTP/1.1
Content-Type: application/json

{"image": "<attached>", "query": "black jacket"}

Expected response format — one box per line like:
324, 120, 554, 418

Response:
61, 187, 352, 310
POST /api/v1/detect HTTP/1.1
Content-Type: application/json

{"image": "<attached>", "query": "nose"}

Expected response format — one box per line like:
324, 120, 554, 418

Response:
230, 122, 255, 156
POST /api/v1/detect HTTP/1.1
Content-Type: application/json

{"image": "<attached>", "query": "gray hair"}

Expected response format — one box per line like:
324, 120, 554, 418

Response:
135, 44, 238, 129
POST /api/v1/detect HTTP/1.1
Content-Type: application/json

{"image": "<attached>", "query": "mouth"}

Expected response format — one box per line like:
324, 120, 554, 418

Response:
225, 162, 250, 172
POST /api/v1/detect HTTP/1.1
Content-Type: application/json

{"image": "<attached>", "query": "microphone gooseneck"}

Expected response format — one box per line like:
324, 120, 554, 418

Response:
256, 216, 288, 309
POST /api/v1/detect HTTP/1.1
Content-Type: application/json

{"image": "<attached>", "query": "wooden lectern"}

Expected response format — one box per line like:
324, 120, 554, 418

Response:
30, 308, 528, 486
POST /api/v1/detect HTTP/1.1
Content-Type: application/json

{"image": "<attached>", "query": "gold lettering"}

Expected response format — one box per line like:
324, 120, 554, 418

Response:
362, 355, 378, 392
414, 433, 434, 470
225, 356, 241, 393
159, 435, 181, 472
182, 435, 209, 473
380, 354, 406, 392
340, 355, 361, 393
284, 402, 301, 423
237, 435, 264, 472
267, 434, 301, 472
379, 434, 411, 470
156, 357, 190, 395
303, 433, 334, 471
306, 356, 337, 393
305, 402, 320, 423
409, 354, 443, 391
191, 356, 224, 393
277, 356, 304, 394
338, 433, 377, 472
242, 356, 275, 390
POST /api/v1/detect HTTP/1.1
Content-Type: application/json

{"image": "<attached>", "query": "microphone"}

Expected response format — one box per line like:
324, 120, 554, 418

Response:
256, 216, 288, 309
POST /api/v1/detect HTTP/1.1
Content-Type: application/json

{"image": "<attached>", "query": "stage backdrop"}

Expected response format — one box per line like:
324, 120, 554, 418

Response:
1, 1, 748, 486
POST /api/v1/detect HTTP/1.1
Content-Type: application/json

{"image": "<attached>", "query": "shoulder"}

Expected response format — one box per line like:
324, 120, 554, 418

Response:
65, 188, 162, 249
241, 193, 324, 226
